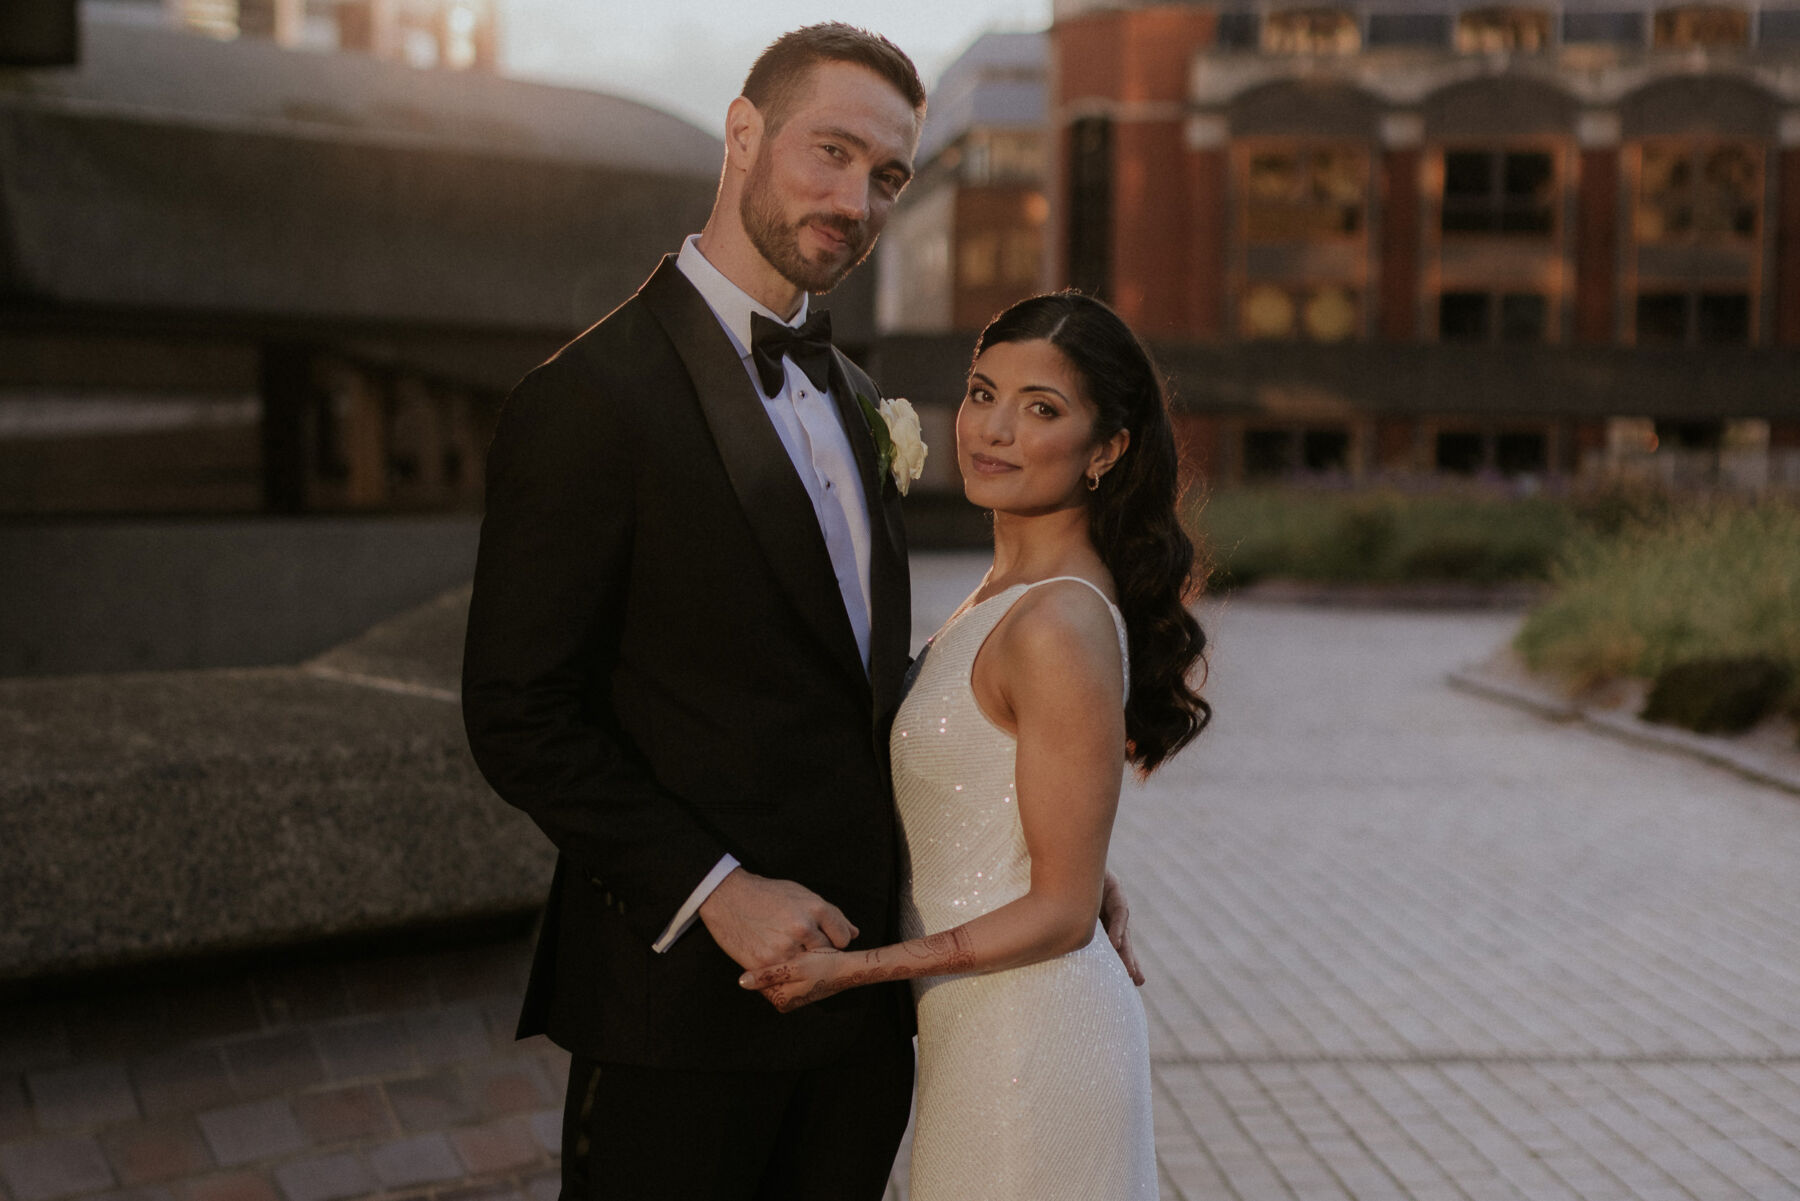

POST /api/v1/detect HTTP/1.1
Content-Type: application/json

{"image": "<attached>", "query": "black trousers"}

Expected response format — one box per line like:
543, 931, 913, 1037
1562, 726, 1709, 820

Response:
559, 1013, 915, 1201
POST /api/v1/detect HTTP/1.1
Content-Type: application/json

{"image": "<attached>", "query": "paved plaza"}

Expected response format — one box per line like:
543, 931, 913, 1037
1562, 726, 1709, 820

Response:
1115, 593, 1800, 1201
4, 551, 1799, 1201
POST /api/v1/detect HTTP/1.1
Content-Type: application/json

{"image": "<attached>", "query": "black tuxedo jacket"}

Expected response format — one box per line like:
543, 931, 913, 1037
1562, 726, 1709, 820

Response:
462, 257, 913, 1071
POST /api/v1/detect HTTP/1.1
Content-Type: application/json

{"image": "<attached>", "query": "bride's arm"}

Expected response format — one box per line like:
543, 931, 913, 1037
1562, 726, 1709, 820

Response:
742, 585, 1127, 1012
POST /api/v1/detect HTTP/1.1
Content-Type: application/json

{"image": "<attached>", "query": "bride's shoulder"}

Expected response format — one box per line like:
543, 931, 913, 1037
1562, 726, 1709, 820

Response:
992, 578, 1123, 670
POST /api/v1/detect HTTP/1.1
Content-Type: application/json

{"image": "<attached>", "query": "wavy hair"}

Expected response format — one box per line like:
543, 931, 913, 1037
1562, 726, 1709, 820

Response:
973, 291, 1210, 773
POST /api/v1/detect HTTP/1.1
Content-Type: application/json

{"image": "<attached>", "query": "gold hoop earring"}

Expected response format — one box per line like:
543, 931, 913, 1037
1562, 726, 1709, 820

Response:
1087, 472, 1101, 492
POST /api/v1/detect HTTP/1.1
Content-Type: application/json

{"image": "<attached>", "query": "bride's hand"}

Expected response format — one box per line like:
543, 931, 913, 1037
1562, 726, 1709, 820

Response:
739, 948, 863, 1013
1100, 871, 1145, 986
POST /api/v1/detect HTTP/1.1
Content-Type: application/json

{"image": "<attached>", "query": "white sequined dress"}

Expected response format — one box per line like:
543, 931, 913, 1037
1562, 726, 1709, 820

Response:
891, 577, 1157, 1200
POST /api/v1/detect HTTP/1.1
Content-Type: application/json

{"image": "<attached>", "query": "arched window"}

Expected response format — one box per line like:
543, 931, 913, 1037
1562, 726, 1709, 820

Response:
1456, 7, 1553, 52
1652, 4, 1750, 47
1630, 140, 1762, 346
1246, 147, 1367, 241
1262, 7, 1361, 55
1635, 142, 1759, 241
1237, 142, 1368, 341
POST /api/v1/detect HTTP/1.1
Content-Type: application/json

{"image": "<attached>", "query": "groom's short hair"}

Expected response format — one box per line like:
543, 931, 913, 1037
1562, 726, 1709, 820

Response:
742, 23, 926, 134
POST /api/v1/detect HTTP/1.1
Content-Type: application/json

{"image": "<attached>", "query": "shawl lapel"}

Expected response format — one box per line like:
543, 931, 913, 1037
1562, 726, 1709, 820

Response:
827, 352, 912, 730
637, 258, 869, 697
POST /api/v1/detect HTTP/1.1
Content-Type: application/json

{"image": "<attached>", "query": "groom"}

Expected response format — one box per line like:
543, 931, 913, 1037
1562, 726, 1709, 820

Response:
462, 24, 928, 1200
464, 22, 1141, 1200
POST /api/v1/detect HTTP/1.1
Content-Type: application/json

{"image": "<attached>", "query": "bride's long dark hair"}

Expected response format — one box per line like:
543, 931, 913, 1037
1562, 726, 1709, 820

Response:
973, 291, 1210, 774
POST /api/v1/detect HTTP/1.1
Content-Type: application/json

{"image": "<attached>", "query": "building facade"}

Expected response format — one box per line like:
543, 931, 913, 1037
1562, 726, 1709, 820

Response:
0, 13, 719, 515
148, 0, 498, 71
879, 32, 1052, 336
1047, 0, 1800, 487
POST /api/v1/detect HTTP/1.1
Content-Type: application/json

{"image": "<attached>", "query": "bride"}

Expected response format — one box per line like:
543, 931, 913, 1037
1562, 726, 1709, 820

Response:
742, 291, 1211, 1198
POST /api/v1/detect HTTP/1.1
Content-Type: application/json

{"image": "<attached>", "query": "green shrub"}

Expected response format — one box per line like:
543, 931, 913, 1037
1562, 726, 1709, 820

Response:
1514, 500, 1800, 692
1640, 657, 1792, 734
1190, 488, 1573, 588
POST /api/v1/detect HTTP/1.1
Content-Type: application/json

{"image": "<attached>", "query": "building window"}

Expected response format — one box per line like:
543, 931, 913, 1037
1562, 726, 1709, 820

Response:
1217, 10, 1261, 48
1242, 427, 1351, 476
1437, 291, 1548, 342
1634, 291, 1751, 344
1366, 12, 1451, 45
1499, 293, 1549, 341
1652, 4, 1749, 47
1238, 143, 1368, 342
1302, 430, 1350, 472
1001, 229, 1041, 287
1439, 292, 1489, 340
1562, 10, 1645, 43
1244, 429, 1295, 477
959, 234, 998, 288
1067, 117, 1111, 299
1242, 284, 1360, 341
1635, 292, 1687, 342
1262, 7, 1360, 54
1455, 6, 1553, 50
1656, 419, 1722, 449
1436, 431, 1486, 474
959, 227, 1040, 294
1696, 292, 1750, 343
1442, 149, 1555, 235
963, 132, 1044, 186
1496, 432, 1548, 476
1245, 147, 1367, 241
1634, 142, 1758, 242
1630, 141, 1759, 345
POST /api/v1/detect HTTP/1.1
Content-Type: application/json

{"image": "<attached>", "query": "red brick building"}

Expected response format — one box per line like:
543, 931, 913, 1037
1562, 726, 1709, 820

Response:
1042, 0, 1800, 487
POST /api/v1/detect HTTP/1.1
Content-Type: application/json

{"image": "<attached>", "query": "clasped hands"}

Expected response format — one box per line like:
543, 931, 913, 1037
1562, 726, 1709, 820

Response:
700, 867, 1145, 1013
697, 867, 860, 1012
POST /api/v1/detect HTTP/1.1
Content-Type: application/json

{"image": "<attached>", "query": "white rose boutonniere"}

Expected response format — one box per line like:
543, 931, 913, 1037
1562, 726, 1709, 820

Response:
855, 392, 928, 496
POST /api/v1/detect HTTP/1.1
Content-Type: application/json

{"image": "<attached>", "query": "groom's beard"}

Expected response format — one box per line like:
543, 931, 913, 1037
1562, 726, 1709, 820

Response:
741, 157, 872, 295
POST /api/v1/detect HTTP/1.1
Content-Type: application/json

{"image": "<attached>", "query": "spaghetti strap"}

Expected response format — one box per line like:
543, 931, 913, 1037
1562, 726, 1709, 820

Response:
1020, 575, 1117, 611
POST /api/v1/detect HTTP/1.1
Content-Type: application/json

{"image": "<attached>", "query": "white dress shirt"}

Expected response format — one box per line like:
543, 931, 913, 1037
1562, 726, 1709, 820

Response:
651, 235, 876, 953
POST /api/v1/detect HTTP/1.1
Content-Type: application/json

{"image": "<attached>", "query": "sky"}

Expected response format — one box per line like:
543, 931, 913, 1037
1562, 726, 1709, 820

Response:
499, 0, 1052, 133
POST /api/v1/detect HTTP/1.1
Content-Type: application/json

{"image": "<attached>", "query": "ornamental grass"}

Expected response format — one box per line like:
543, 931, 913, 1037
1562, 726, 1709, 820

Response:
1190, 487, 1575, 588
1513, 500, 1800, 696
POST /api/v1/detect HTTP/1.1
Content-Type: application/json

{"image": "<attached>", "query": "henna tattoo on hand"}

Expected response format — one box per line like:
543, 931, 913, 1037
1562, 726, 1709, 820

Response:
761, 928, 980, 1011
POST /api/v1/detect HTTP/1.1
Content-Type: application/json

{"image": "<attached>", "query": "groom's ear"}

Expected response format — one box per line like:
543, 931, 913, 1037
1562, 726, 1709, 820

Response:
724, 96, 764, 171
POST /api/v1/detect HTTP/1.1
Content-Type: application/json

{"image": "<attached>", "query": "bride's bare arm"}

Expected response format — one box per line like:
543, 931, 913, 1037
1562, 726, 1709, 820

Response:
742, 584, 1128, 1012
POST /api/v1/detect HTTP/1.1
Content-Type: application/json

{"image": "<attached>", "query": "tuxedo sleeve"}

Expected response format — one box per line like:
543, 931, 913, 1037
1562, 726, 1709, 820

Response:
461, 354, 729, 947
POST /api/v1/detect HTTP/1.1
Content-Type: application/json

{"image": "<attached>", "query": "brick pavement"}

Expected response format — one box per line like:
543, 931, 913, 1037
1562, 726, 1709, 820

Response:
1119, 599, 1800, 1201
5, 554, 1799, 1201
0, 936, 565, 1201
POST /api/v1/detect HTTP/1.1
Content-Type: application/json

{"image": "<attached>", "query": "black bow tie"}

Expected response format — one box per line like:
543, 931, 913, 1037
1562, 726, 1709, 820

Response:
749, 310, 834, 399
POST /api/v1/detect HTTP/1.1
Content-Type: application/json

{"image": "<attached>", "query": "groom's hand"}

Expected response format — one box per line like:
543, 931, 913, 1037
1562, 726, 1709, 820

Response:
699, 867, 859, 972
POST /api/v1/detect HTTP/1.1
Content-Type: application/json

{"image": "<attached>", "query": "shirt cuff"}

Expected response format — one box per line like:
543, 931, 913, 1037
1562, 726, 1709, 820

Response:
651, 853, 741, 954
